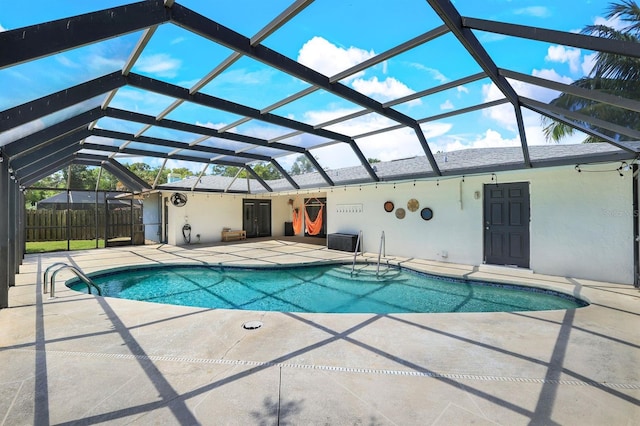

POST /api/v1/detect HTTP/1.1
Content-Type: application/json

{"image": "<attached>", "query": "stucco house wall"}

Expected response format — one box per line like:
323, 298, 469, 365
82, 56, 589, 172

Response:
328, 162, 634, 284
162, 162, 635, 284
161, 191, 328, 245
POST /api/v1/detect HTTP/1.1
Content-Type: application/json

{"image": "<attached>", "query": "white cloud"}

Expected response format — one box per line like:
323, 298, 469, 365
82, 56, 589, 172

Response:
531, 68, 574, 101
110, 87, 175, 114
481, 82, 515, 130
437, 129, 520, 152
532, 68, 573, 85
303, 107, 363, 128
470, 73, 590, 151
440, 100, 454, 110
410, 64, 449, 83
88, 54, 126, 73
477, 33, 507, 43
0, 23, 6, 32
421, 122, 453, 140
457, 85, 469, 95
594, 15, 625, 31
0, 119, 45, 146
311, 143, 362, 169
480, 70, 572, 132
297, 36, 375, 80
432, 118, 583, 154
513, 6, 551, 18
309, 107, 397, 136
545, 45, 582, 74
55, 55, 80, 68
170, 37, 186, 45
134, 53, 181, 78
290, 107, 452, 166
195, 121, 229, 130
351, 76, 419, 104
238, 123, 293, 141
215, 68, 274, 85
353, 122, 452, 165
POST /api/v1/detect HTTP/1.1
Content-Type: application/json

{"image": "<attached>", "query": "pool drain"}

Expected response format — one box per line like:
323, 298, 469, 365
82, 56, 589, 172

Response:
242, 320, 263, 330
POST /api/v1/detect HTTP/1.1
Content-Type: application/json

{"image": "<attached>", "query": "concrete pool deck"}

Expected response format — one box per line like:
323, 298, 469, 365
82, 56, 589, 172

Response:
1, 239, 639, 425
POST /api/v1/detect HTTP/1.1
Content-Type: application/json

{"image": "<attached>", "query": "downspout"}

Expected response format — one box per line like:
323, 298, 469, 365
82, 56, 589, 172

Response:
633, 163, 639, 287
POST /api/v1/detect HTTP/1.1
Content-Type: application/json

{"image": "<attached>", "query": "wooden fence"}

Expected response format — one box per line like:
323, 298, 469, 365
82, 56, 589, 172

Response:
25, 209, 141, 242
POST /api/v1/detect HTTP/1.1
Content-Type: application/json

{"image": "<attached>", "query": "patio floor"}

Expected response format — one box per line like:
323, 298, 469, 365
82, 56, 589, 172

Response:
1, 240, 639, 425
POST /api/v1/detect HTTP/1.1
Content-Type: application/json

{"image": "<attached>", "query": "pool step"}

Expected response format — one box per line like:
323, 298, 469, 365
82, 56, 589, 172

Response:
332, 264, 400, 282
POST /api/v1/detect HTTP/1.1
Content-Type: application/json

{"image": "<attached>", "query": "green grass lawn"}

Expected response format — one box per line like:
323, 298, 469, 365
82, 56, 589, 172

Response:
26, 239, 106, 253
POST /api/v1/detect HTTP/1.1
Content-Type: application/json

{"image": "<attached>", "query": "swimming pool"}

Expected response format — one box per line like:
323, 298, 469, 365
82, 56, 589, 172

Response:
68, 263, 587, 313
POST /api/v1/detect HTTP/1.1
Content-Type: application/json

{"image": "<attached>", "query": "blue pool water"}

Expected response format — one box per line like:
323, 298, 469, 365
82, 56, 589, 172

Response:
69, 264, 588, 314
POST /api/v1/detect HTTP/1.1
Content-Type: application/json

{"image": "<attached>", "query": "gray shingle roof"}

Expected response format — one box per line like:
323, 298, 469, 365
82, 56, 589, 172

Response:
159, 143, 638, 194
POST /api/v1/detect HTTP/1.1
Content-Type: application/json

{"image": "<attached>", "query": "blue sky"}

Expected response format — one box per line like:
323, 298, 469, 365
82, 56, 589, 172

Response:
0, 0, 621, 174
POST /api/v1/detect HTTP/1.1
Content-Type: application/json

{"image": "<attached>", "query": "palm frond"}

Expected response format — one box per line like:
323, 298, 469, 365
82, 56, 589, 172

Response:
543, 1, 640, 143
542, 119, 575, 143
606, 0, 640, 33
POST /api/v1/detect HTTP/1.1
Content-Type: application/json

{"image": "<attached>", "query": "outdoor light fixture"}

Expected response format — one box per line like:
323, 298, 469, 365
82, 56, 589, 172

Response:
617, 161, 630, 177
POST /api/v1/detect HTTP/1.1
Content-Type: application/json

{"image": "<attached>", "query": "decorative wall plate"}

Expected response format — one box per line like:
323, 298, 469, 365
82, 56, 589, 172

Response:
395, 208, 406, 219
407, 198, 419, 212
420, 207, 433, 221
384, 201, 394, 212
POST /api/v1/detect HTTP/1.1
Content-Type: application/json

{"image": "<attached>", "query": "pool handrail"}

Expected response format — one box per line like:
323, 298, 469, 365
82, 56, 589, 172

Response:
43, 262, 71, 294
350, 230, 364, 277
45, 263, 102, 298
376, 231, 386, 277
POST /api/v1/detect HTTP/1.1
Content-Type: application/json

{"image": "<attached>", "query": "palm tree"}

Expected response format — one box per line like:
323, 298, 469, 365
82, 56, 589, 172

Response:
543, 0, 640, 143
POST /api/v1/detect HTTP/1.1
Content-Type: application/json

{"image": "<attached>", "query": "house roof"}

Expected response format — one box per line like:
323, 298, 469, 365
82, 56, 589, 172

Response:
37, 191, 142, 206
160, 142, 637, 193
1, 1, 639, 194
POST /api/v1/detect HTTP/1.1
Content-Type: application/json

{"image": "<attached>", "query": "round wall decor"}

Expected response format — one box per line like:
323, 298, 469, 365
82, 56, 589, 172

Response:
384, 201, 394, 212
407, 198, 419, 212
420, 207, 433, 221
395, 208, 406, 219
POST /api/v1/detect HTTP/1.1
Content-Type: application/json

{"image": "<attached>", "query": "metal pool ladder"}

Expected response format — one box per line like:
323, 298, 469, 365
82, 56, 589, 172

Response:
43, 262, 102, 298
350, 231, 364, 277
376, 231, 388, 278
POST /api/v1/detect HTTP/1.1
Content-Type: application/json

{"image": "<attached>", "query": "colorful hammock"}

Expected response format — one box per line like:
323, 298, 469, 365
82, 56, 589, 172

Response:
305, 205, 324, 236
292, 208, 303, 234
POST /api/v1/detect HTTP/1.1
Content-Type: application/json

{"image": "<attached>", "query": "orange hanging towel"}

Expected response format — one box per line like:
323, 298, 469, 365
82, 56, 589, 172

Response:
292, 208, 303, 234
305, 205, 324, 236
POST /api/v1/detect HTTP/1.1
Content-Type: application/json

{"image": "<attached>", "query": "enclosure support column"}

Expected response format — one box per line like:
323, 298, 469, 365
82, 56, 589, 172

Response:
0, 157, 8, 308
19, 189, 25, 264
130, 195, 134, 246
66, 189, 71, 251
14, 187, 23, 273
94, 188, 99, 249
633, 163, 639, 288
7, 174, 16, 287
